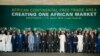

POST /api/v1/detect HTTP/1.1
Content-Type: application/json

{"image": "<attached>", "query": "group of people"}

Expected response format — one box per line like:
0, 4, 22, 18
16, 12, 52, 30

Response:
0, 27, 100, 53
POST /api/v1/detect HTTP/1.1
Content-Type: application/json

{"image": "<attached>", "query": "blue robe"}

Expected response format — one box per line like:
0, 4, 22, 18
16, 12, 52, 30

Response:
16, 34, 23, 51
96, 37, 100, 52
66, 35, 73, 52
69, 35, 73, 51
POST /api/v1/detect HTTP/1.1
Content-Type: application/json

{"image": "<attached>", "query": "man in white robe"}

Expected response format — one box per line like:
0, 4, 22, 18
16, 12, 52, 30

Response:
59, 31, 66, 53
0, 34, 3, 51
5, 31, 12, 52
77, 32, 83, 52
0, 31, 6, 52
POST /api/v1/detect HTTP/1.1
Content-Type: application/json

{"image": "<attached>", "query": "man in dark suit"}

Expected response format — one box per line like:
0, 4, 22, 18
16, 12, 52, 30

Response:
41, 32, 47, 52
83, 32, 89, 53
73, 33, 78, 52
46, 31, 53, 52
88, 32, 96, 53
66, 32, 73, 52
11, 32, 17, 52
34, 31, 41, 52
22, 31, 28, 52
53, 31, 59, 52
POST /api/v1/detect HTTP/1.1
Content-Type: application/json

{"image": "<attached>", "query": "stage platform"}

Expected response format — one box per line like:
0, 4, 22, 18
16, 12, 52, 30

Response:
0, 52, 100, 56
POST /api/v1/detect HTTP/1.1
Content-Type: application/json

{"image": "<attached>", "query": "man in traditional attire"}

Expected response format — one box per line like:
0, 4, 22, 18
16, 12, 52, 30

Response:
59, 31, 66, 53
16, 30, 23, 52
77, 32, 83, 52
0, 30, 6, 52
5, 31, 12, 52
0, 31, 3, 51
